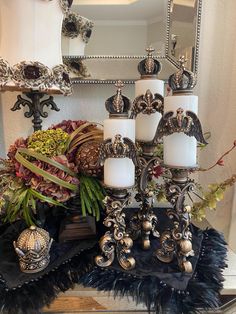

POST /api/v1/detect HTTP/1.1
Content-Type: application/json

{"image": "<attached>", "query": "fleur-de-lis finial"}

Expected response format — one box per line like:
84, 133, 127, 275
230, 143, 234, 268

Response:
146, 46, 155, 56
145, 47, 156, 74
113, 80, 125, 113
179, 55, 188, 69
115, 80, 124, 92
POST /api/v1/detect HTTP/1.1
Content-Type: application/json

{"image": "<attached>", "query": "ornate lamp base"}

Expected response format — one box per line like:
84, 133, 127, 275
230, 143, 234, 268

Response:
11, 91, 60, 131
95, 188, 136, 270
156, 167, 195, 273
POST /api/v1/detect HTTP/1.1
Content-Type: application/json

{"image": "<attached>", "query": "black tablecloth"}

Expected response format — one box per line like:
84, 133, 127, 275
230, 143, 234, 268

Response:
0, 208, 227, 314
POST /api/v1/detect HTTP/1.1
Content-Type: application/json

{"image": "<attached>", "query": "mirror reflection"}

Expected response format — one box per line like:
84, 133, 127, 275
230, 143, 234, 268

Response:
62, 0, 201, 81
62, 0, 167, 56
169, 0, 198, 70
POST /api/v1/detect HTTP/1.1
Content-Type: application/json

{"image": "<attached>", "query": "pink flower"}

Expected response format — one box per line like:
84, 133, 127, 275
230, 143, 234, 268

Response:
217, 159, 224, 166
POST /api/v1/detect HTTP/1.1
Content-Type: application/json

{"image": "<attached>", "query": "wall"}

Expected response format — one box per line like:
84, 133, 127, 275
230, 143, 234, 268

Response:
0, 0, 236, 247
0, 85, 134, 156
147, 20, 166, 55
196, 0, 236, 248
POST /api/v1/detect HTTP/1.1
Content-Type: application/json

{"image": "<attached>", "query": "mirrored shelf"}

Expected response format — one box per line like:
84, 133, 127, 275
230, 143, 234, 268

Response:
64, 56, 175, 84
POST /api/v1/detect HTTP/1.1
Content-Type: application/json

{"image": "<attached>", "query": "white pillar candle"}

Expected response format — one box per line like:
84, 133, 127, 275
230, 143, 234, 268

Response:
135, 79, 164, 142
104, 119, 135, 188
104, 119, 135, 141
135, 79, 164, 96
163, 95, 198, 167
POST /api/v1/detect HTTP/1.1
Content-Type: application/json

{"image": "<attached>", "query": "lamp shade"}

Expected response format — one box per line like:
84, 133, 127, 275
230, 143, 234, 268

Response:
0, 0, 72, 95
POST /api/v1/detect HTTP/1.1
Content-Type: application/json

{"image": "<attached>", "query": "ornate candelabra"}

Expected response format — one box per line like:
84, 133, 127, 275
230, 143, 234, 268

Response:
95, 54, 207, 274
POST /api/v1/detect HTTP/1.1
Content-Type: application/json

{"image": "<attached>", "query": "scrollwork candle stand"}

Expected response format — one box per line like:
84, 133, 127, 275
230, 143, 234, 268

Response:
94, 133, 137, 270
153, 57, 207, 272
130, 157, 161, 250
95, 82, 137, 271
130, 54, 164, 248
156, 167, 195, 273
129, 48, 164, 250
95, 188, 136, 270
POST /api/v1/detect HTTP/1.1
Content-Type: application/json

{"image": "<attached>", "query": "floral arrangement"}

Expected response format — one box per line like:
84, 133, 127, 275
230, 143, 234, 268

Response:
0, 120, 105, 225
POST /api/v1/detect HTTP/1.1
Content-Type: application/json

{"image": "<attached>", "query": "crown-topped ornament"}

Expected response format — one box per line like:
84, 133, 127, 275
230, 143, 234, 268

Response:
154, 108, 207, 145
105, 81, 131, 118
138, 47, 162, 78
168, 56, 197, 94
14, 226, 53, 273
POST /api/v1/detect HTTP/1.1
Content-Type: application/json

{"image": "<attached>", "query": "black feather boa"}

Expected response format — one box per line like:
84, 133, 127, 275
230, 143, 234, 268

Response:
79, 228, 227, 314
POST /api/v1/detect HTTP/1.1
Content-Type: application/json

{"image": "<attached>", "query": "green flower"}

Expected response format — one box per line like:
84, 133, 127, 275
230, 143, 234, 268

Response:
27, 129, 69, 157
192, 175, 236, 221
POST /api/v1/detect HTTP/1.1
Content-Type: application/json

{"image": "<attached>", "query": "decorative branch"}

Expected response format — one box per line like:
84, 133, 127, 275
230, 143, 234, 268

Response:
199, 140, 236, 172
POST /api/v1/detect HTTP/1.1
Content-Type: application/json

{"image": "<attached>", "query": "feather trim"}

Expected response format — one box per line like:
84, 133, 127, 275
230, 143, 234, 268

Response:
79, 228, 227, 314
0, 247, 95, 314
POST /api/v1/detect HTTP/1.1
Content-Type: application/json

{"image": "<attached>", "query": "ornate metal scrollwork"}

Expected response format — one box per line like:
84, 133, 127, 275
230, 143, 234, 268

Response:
11, 92, 60, 131
131, 89, 164, 118
95, 191, 136, 270
130, 157, 161, 250
156, 168, 195, 273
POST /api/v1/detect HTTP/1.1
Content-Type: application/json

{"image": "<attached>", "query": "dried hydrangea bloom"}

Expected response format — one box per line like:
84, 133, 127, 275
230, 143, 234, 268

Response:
49, 120, 87, 134
7, 137, 27, 162
27, 129, 69, 158
17, 155, 79, 203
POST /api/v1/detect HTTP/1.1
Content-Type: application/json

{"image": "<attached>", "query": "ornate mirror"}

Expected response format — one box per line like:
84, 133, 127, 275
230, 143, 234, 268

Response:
62, 0, 202, 83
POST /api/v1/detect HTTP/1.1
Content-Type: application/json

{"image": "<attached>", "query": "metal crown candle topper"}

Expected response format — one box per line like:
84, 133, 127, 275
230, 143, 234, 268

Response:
95, 53, 207, 273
